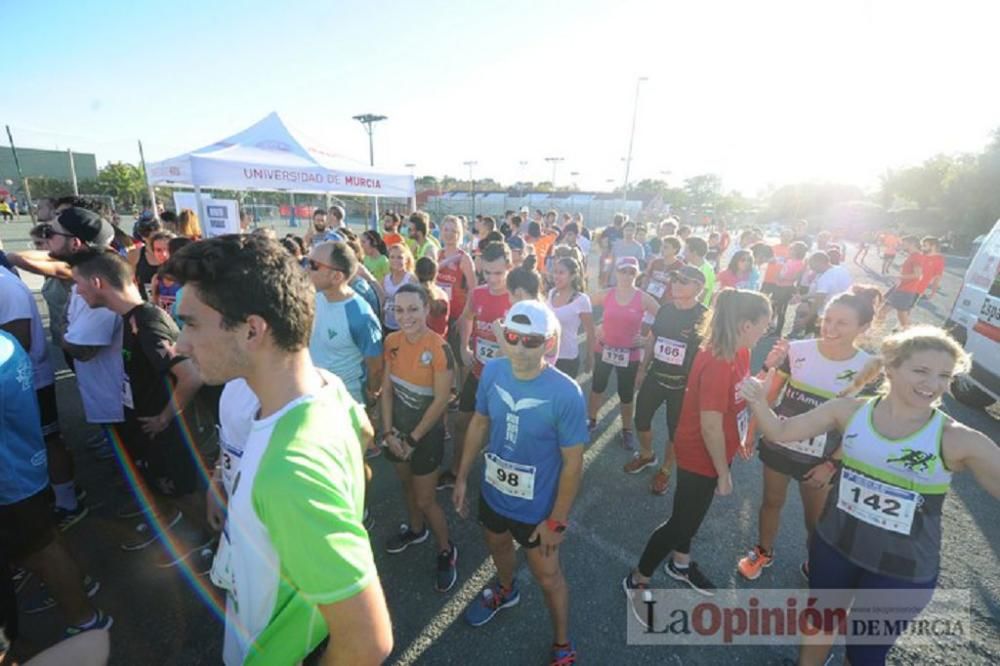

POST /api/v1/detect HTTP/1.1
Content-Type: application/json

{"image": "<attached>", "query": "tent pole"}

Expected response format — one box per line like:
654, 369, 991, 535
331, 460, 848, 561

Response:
193, 185, 205, 232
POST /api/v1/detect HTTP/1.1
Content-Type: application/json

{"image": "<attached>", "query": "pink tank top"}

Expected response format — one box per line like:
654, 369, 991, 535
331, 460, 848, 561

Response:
599, 289, 644, 361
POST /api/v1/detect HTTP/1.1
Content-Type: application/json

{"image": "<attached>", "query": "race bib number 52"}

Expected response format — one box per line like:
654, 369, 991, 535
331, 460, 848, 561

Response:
475, 337, 500, 363
484, 453, 536, 500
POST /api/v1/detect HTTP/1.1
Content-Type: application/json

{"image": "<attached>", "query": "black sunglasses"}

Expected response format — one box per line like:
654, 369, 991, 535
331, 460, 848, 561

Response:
37, 224, 75, 240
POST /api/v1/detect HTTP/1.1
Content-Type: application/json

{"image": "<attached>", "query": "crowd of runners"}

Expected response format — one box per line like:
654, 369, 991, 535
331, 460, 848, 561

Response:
0, 198, 997, 666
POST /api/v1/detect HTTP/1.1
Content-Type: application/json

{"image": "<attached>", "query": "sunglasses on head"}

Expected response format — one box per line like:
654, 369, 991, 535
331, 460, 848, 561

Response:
673, 277, 697, 286
503, 329, 547, 348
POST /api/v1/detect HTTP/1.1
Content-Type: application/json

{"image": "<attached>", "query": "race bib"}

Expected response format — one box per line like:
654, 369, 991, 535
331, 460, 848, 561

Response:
641, 312, 655, 326
836, 468, 918, 535
646, 280, 667, 299
210, 525, 236, 592
440, 283, 453, 299
737, 408, 750, 445
783, 432, 828, 459
122, 375, 135, 410
602, 346, 631, 368
475, 337, 500, 363
654, 337, 687, 366
484, 453, 536, 500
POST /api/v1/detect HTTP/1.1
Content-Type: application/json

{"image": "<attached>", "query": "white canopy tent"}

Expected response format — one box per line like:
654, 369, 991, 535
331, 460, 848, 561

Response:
146, 112, 414, 227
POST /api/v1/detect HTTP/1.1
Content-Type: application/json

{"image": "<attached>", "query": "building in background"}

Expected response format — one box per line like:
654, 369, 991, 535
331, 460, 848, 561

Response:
0, 146, 98, 183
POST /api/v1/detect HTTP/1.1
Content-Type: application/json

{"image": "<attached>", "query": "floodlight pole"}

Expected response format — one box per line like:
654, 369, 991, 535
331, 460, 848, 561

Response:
544, 157, 564, 189
353, 113, 387, 229
463, 161, 477, 218
622, 76, 648, 210
5, 125, 35, 222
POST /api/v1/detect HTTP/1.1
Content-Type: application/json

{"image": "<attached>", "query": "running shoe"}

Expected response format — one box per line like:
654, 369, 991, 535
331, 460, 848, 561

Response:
737, 545, 774, 581
800, 560, 810, 582
435, 470, 456, 491
94, 444, 116, 461
464, 581, 520, 627
64, 609, 113, 638
435, 542, 458, 592
550, 641, 577, 665
621, 429, 636, 451
75, 486, 88, 503
12, 567, 31, 594
54, 503, 89, 532
623, 453, 657, 475
650, 469, 671, 496
154, 531, 216, 568
120, 511, 182, 551
448, 395, 460, 413
622, 572, 653, 629
587, 418, 597, 433
385, 524, 430, 554
665, 560, 716, 597
86, 432, 108, 450
363, 508, 375, 532
115, 497, 149, 520
24, 576, 101, 615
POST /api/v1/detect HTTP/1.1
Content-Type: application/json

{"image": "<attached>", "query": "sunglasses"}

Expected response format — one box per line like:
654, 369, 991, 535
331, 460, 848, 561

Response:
503, 329, 547, 349
37, 224, 75, 240
307, 258, 344, 273
673, 277, 698, 286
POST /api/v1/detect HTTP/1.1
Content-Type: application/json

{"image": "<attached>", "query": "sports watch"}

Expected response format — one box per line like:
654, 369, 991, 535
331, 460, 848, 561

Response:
546, 519, 568, 534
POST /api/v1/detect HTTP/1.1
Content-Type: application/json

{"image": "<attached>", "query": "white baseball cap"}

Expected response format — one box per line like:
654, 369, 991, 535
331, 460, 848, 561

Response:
503, 301, 558, 337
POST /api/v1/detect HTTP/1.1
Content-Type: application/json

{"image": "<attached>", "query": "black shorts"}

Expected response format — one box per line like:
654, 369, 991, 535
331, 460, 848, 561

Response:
459, 372, 480, 413
555, 357, 580, 379
123, 418, 202, 497
478, 494, 539, 549
886, 288, 919, 312
758, 442, 817, 481
0, 489, 57, 561
384, 427, 445, 476
36, 384, 60, 438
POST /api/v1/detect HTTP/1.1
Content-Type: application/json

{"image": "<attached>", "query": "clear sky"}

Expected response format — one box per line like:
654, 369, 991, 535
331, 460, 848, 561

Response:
6, 0, 1000, 196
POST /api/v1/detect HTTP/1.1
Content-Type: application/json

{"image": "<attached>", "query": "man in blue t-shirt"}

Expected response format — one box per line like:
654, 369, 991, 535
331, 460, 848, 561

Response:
452, 301, 587, 666
0, 330, 111, 638
307, 242, 384, 407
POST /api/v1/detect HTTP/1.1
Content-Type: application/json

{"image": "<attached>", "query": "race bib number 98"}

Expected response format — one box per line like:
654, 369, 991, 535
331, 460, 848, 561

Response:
836, 468, 918, 535
484, 453, 536, 500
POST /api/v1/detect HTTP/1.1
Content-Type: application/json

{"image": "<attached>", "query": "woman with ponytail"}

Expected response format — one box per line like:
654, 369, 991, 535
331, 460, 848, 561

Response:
624, 288, 770, 599
548, 256, 596, 379
736, 286, 882, 582
361, 230, 391, 282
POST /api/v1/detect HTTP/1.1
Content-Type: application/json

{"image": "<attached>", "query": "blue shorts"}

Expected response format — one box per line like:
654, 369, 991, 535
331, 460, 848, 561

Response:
808, 535, 937, 665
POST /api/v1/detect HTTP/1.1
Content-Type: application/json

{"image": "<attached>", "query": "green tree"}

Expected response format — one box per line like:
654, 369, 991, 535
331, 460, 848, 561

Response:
94, 162, 146, 209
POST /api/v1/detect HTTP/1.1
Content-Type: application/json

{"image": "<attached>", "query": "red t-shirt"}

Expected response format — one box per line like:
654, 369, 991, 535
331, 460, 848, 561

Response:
897, 253, 924, 294
437, 249, 471, 320
673, 347, 751, 478
918, 254, 944, 292
469, 286, 511, 378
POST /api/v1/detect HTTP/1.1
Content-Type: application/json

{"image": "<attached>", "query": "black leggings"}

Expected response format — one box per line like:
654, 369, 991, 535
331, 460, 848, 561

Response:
769, 285, 796, 336
634, 377, 685, 438
591, 353, 639, 404
637, 468, 718, 577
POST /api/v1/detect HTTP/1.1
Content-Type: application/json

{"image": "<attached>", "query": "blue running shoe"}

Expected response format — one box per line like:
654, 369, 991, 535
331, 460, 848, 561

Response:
464, 581, 520, 627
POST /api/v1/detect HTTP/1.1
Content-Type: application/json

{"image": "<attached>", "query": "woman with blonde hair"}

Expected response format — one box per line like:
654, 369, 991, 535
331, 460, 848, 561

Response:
740, 325, 1000, 666
177, 208, 202, 240
382, 242, 416, 334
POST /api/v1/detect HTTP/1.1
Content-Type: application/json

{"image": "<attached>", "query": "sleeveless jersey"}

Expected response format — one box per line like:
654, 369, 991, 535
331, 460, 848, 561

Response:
437, 249, 470, 320
816, 398, 951, 582
597, 289, 644, 363
760, 340, 872, 469
469, 286, 511, 379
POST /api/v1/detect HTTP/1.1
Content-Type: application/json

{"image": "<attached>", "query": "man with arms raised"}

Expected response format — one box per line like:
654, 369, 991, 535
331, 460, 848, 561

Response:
165, 235, 392, 666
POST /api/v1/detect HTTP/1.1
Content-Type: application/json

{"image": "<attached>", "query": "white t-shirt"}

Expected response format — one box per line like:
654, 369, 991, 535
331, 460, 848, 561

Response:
548, 290, 592, 360
812, 265, 853, 297
576, 236, 592, 257
65, 289, 124, 423
217, 378, 260, 496
0, 267, 55, 390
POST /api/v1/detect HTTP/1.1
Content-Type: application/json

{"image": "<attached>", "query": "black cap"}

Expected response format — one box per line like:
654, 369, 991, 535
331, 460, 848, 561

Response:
56, 207, 114, 247
669, 264, 707, 284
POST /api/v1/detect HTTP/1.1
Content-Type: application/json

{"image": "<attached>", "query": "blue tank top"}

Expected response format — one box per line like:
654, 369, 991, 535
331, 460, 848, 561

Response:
0, 331, 48, 505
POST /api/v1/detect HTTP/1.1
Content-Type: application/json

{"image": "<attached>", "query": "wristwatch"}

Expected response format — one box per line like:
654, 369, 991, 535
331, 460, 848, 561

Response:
546, 519, 568, 534
403, 433, 418, 448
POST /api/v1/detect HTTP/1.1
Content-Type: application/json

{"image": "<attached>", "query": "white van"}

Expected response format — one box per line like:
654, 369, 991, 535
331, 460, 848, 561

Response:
945, 218, 1000, 408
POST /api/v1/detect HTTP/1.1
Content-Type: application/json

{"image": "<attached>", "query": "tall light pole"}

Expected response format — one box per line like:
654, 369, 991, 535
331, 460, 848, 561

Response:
463, 160, 477, 218
544, 156, 564, 188
353, 113, 387, 229
622, 76, 648, 210
405, 162, 416, 176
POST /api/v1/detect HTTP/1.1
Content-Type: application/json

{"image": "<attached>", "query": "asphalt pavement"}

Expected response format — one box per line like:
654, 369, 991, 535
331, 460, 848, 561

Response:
3, 219, 997, 665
